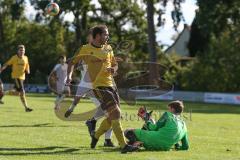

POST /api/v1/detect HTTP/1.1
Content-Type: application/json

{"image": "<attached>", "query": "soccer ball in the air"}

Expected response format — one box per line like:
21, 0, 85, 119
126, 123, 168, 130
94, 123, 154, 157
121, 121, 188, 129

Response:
45, 2, 60, 16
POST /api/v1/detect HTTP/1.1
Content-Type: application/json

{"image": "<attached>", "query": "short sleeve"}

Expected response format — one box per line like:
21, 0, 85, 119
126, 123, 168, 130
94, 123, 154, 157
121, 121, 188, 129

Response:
53, 64, 60, 71
6, 56, 14, 66
25, 57, 30, 72
72, 46, 87, 65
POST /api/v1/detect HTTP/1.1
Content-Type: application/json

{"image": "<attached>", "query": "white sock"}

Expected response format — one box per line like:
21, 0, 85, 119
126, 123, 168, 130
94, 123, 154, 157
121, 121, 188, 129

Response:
93, 107, 105, 120
105, 129, 113, 139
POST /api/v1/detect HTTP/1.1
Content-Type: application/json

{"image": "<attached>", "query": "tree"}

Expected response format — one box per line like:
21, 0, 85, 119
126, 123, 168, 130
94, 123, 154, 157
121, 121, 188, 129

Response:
144, 0, 184, 84
0, 0, 25, 54
188, 0, 240, 57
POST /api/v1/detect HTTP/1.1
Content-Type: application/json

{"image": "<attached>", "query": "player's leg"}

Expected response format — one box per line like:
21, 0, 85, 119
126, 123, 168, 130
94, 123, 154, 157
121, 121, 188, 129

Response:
65, 85, 91, 117
104, 128, 114, 147
64, 95, 81, 117
91, 87, 138, 153
0, 79, 4, 104
86, 98, 114, 147
85, 98, 103, 135
15, 79, 32, 112
124, 129, 137, 145
54, 81, 65, 110
64, 85, 71, 97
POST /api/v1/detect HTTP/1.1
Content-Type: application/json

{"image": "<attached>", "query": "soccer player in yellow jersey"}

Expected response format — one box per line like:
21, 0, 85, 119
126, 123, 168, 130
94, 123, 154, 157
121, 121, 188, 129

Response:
0, 45, 33, 112
65, 28, 115, 147
66, 25, 138, 153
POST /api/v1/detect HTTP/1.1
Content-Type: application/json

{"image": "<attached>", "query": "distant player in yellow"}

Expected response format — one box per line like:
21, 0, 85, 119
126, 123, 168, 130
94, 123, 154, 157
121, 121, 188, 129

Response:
0, 45, 33, 112
66, 25, 138, 153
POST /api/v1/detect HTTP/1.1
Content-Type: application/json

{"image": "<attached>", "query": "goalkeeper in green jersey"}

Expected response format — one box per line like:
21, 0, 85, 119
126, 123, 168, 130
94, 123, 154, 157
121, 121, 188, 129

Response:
125, 100, 189, 151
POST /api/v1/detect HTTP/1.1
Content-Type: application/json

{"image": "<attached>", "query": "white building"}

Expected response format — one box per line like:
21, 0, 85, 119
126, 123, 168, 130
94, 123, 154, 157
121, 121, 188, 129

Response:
165, 24, 191, 57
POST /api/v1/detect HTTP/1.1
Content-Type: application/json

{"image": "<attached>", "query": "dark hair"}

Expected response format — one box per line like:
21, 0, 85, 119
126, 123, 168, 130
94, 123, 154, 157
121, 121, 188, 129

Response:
92, 25, 108, 39
59, 55, 66, 60
17, 44, 25, 50
168, 100, 184, 114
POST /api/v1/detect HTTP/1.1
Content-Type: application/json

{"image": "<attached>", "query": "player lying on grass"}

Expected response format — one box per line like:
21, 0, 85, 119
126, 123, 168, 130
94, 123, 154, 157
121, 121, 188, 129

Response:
124, 100, 189, 151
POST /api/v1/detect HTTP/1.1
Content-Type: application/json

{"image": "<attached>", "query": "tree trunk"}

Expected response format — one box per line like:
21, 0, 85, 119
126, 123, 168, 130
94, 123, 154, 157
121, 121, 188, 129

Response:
0, 13, 4, 43
74, 11, 82, 46
147, 0, 157, 63
146, 0, 159, 84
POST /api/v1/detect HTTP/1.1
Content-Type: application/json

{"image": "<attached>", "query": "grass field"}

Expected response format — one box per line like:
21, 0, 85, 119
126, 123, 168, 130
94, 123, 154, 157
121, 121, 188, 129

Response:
0, 94, 240, 160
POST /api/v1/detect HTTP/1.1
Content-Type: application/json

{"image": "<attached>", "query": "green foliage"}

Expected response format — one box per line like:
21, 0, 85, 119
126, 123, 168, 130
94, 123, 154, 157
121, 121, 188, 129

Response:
180, 30, 240, 92
183, 0, 240, 92
189, 0, 240, 56
158, 53, 194, 90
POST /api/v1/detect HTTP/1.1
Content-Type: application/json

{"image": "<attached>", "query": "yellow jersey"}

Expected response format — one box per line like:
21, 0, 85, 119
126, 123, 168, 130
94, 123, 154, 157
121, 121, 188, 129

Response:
6, 55, 30, 80
72, 44, 117, 88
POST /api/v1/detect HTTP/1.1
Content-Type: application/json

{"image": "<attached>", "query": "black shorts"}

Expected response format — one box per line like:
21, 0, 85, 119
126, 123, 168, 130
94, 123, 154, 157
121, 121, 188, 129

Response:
93, 87, 120, 110
14, 79, 25, 92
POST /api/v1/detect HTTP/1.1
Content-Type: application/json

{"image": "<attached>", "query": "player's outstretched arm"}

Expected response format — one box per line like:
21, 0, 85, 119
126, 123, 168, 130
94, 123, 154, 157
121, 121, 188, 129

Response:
66, 59, 75, 83
0, 64, 8, 73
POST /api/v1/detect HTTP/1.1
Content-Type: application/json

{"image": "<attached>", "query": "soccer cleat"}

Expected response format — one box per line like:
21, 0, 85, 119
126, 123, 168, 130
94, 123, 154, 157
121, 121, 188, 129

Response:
64, 109, 73, 118
104, 139, 115, 147
174, 143, 180, 150
85, 119, 97, 136
0, 100, 4, 104
121, 144, 139, 154
25, 107, 33, 112
90, 134, 98, 149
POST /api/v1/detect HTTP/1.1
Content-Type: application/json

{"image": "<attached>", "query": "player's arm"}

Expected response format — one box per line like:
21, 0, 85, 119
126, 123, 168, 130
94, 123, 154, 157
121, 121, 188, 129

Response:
146, 112, 168, 131
25, 57, 30, 74
66, 48, 85, 83
0, 57, 13, 73
106, 52, 118, 75
67, 59, 75, 83
50, 64, 59, 81
176, 133, 189, 150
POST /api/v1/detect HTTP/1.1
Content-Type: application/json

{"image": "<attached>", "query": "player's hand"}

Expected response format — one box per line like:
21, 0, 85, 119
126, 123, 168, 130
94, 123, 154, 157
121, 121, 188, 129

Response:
115, 56, 123, 62
106, 67, 115, 74
137, 106, 146, 119
137, 106, 153, 122
66, 77, 72, 85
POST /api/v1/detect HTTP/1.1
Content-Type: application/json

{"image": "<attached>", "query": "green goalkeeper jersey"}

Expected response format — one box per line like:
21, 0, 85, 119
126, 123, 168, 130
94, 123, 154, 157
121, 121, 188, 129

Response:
134, 111, 189, 151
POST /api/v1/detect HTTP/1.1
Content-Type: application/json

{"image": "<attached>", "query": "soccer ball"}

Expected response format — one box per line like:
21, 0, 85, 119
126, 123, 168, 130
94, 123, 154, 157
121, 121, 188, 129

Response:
45, 2, 60, 16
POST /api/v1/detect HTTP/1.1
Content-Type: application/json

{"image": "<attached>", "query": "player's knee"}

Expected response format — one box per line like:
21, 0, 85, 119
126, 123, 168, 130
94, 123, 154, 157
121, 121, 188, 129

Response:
124, 129, 137, 144
108, 107, 121, 120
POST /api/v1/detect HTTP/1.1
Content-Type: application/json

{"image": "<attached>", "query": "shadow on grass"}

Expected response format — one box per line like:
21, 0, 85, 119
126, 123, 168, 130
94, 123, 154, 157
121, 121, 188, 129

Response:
0, 146, 123, 156
0, 123, 69, 128
0, 146, 80, 156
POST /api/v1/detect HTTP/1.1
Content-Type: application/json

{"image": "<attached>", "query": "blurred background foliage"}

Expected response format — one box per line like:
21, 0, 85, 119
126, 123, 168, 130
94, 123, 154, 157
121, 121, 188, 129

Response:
0, 0, 239, 92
